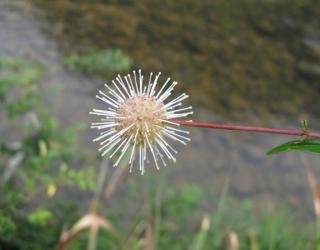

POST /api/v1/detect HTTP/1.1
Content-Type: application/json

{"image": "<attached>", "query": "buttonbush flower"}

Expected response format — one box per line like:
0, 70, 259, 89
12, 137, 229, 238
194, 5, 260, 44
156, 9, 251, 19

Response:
90, 70, 193, 174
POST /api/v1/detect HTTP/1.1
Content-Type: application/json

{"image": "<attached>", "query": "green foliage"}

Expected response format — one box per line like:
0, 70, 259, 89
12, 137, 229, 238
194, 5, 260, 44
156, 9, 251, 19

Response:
58, 164, 96, 191
189, 217, 210, 250
114, 179, 308, 250
63, 48, 132, 76
207, 204, 307, 250
107, 176, 308, 250
0, 57, 42, 117
28, 209, 53, 226
0, 212, 16, 238
267, 120, 320, 156
164, 184, 204, 220
267, 139, 320, 155
0, 56, 96, 249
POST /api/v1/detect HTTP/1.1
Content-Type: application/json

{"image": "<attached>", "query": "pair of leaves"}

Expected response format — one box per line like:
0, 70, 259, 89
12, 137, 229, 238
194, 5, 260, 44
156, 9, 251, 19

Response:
267, 139, 320, 155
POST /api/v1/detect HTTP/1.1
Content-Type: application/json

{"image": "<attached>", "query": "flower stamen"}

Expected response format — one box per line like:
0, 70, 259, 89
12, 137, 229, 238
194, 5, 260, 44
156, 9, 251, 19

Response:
90, 70, 192, 174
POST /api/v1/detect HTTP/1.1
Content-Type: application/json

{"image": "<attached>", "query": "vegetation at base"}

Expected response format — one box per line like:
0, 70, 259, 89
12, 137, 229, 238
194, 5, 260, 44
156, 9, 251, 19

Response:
0, 56, 95, 249
34, 0, 320, 120
58, 178, 311, 250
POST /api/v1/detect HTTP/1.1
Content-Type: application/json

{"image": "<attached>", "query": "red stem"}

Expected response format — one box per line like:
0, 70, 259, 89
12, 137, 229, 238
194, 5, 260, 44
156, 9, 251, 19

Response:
173, 120, 320, 139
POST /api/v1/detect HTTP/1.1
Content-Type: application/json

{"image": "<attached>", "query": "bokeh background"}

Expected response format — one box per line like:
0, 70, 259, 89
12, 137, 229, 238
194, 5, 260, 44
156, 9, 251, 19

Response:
1, 0, 320, 249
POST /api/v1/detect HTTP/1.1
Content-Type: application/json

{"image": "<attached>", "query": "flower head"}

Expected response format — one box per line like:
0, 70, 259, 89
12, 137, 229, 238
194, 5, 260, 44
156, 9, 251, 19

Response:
90, 70, 193, 174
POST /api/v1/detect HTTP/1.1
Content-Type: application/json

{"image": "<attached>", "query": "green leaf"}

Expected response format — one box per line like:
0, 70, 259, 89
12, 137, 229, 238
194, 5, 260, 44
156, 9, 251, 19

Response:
28, 209, 53, 226
267, 139, 320, 155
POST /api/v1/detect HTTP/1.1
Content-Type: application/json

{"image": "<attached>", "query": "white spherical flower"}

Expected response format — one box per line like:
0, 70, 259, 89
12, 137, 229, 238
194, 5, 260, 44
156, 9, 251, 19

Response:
90, 70, 193, 174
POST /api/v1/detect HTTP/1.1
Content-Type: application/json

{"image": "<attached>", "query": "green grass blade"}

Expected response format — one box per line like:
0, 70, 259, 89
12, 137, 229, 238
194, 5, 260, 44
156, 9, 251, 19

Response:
189, 215, 211, 250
